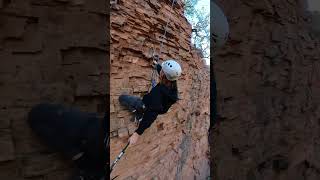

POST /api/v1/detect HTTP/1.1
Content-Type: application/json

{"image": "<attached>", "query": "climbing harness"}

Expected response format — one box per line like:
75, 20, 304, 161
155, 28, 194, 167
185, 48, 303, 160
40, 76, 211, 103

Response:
149, 0, 177, 90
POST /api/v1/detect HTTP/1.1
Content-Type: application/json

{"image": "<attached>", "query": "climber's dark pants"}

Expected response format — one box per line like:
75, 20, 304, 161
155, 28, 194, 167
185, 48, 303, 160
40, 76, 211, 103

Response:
28, 103, 107, 177
119, 94, 145, 113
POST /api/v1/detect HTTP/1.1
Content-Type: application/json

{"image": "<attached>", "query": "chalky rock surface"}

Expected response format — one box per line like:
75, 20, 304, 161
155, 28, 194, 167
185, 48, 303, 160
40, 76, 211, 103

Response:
211, 0, 320, 179
110, 0, 210, 179
0, 0, 107, 179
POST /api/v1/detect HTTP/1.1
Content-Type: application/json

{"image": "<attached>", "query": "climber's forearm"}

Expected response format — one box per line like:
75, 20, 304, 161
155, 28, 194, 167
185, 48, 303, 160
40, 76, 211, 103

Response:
135, 111, 158, 135
135, 120, 153, 135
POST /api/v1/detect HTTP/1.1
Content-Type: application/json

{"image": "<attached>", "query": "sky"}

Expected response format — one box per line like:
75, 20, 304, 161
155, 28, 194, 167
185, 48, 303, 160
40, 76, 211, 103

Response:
196, 0, 210, 14
189, 0, 210, 65
197, 0, 210, 65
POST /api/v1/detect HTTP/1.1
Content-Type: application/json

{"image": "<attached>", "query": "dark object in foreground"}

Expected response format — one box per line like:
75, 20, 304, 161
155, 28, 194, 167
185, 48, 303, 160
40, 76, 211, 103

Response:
28, 103, 107, 180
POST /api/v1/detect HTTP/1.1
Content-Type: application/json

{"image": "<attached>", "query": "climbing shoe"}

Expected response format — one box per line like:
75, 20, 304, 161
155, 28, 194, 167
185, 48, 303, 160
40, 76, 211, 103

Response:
131, 104, 144, 124
134, 111, 143, 123
130, 110, 143, 124
132, 105, 145, 123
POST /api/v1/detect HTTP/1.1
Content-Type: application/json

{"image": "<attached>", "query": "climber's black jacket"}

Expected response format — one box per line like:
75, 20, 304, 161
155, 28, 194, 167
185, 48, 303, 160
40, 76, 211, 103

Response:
136, 64, 179, 135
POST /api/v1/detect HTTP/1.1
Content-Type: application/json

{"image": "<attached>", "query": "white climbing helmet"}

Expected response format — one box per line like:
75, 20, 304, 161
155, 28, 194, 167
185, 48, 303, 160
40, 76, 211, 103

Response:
212, 1, 229, 48
161, 59, 182, 81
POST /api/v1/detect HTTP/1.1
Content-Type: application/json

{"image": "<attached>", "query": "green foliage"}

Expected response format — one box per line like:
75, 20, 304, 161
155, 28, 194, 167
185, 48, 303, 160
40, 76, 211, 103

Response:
184, 0, 199, 20
184, 0, 210, 60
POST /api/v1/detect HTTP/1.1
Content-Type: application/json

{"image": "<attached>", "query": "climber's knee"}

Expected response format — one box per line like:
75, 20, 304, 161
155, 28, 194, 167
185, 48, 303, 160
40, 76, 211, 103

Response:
119, 94, 142, 112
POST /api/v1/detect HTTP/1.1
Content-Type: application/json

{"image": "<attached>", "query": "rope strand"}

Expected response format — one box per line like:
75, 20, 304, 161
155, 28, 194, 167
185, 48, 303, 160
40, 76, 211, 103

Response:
150, 0, 176, 91
159, 0, 176, 57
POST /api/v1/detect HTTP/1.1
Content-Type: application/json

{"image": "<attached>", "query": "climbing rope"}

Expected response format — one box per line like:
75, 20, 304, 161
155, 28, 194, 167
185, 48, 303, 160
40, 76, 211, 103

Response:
110, 142, 130, 180
149, 0, 177, 90
158, 0, 176, 56
110, 142, 130, 172
110, 1, 178, 178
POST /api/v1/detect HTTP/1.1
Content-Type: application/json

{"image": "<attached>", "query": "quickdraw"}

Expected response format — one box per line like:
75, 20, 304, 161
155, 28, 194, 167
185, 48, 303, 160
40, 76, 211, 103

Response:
110, 142, 130, 179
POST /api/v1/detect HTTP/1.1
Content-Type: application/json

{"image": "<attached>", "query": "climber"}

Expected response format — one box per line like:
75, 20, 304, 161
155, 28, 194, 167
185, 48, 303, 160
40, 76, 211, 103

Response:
27, 103, 108, 180
119, 59, 182, 146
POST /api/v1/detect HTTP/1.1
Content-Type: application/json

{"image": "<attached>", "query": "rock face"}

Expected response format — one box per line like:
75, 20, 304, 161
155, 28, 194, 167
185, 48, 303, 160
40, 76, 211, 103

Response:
0, 1, 107, 179
110, 0, 210, 179
211, 0, 320, 179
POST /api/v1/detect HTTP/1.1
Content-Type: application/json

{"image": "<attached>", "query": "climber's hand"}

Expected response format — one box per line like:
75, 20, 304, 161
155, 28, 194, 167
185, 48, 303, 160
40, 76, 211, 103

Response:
128, 132, 140, 146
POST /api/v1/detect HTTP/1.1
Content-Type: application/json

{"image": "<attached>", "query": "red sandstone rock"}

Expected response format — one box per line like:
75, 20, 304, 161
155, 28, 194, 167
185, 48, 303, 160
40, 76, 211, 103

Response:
212, 0, 320, 179
110, 0, 210, 179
